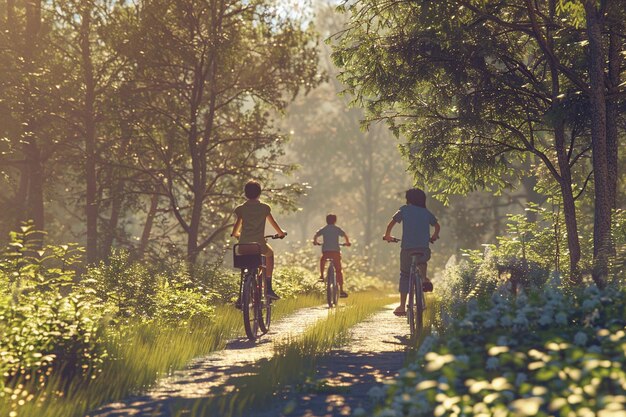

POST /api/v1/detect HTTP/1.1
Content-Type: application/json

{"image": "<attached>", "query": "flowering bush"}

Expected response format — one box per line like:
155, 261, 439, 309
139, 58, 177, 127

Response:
371, 282, 626, 416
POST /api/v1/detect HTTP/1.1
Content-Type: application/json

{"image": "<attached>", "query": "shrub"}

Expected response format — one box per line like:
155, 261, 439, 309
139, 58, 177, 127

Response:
372, 281, 626, 417
82, 250, 158, 319
0, 226, 107, 391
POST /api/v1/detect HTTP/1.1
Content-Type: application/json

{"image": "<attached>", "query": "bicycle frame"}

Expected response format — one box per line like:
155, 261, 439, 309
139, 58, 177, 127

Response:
407, 254, 426, 337
323, 257, 339, 308
233, 234, 285, 341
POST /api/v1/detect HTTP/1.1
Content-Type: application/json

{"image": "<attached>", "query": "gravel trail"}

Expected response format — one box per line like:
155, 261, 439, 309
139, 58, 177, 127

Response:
87, 305, 333, 417
246, 303, 408, 417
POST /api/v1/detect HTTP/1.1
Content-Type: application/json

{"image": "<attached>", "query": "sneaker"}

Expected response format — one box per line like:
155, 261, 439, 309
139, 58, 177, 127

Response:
422, 279, 433, 292
340, 291, 348, 298
318, 275, 325, 282
267, 289, 280, 300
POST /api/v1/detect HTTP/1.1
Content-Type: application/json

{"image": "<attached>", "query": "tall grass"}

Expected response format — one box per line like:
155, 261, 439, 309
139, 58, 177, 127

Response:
1, 294, 322, 417
179, 292, 395, 417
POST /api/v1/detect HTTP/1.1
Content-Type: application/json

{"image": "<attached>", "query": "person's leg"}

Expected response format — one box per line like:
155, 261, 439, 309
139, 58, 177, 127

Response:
264, 245, 279, 299
330, 252, 347, 297
418, 262, 433, 292
319, 253, 327, 281
395, 249, 411, 315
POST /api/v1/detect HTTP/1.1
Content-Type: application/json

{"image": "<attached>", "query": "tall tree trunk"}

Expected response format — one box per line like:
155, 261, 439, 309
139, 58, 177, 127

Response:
23, 0, 44, 245
101, 132, 131, 258
81, 5, 99, 264
555, 121, 581, 283
137, 194, 159, 260
187, 187, 203, 264
101, 177, 124, 258
606, 21, 621, 210
585, 1, 611, 288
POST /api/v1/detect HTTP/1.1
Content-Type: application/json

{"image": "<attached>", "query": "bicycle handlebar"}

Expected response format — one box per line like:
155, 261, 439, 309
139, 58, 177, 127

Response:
265, 233, 287, 240
383, 236, 436, 244
313, 242, 351, 247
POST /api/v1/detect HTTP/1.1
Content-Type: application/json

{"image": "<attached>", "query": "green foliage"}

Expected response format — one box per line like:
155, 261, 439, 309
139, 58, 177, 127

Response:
0, 225, 107, 392
374, 278, 626, 416
82, 250, 158, 319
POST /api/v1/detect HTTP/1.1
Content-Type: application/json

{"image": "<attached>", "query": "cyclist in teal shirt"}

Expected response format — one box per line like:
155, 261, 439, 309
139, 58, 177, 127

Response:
383, 188, 440, 316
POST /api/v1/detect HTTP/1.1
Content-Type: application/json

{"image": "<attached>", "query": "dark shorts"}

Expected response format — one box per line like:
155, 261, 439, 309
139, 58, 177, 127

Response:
399, 248, 430, 293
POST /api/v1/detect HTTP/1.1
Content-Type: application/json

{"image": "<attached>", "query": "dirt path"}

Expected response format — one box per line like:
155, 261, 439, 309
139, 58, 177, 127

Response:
246, 304, 408, 417
87, 305, 333, 417
88, 302, 409, 417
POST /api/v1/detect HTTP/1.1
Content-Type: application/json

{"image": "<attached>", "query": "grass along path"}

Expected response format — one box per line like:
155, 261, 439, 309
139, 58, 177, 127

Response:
174, 292, 396, 417
87, 298, 335, 417
235, 294, 441, 417
3, 295, 323, 417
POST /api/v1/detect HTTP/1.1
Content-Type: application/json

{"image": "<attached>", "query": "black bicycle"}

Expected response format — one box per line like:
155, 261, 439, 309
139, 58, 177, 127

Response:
233, 234, 285, 341
386, 237, 429, 337
314, 242, 348, 308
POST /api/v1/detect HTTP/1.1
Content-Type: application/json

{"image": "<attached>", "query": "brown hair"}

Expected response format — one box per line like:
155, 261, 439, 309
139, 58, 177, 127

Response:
244, 180, 262, 199
406, 188, 426, 208
326, 214, 337, 224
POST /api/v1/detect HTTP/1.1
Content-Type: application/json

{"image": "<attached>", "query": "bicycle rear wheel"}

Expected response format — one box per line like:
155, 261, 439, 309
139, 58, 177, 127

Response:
326, 263, 337, 308
242, 273, 260, 341
258, 271, 271, 334
407, 265, 418, 336
415, 273, 425, 334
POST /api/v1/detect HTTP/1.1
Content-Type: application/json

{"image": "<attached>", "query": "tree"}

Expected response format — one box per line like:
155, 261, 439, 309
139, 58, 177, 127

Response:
333, 0, 625, 285
120, 0, 321, 262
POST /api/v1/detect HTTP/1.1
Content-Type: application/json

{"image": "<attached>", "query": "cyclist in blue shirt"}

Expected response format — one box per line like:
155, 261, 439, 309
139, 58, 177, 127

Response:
383, 188, 440, 316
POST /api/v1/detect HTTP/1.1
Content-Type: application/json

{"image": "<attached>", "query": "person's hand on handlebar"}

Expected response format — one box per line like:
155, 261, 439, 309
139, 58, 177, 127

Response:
382, 234, 395, 242
275, 231, 287, 239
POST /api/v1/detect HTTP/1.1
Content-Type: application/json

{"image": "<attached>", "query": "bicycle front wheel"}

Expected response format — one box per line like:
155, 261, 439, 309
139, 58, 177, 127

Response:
242, 273, 260, 341
258, 272, 271, 334
326, 263, 337, 308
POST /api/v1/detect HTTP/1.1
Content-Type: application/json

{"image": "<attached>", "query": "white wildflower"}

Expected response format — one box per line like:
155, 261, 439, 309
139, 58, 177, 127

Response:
500, 315, 513, 327
588, 345, 602, 354
456, 354, 470, 364
353, 407, 367, 417
538, 312, 553, 326
555, 312, 568, 325
513, 313, 529, 329
517, 290, 528, 306
582, 298, 598, 311
377, 409, 398, 417
368, 386, 386, 401
486, 356, 499, 370
460, 318, 474, 329
483, 317, 497, 328
574, 331, 588, 346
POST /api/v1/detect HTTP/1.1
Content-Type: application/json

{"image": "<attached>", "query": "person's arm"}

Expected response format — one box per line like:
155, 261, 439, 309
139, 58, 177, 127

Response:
267, 214, 286, 238
383, 219, 397, 242
430, 222, 441, 243
343, 233, 351, 246
313, 231, 321, 245
231, 216, 242, 239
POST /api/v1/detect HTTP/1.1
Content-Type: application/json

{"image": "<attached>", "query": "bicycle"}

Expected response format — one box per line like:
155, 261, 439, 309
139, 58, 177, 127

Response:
233, 234, 286, 341
314, 242, 348, 308
386, 237, 429, 337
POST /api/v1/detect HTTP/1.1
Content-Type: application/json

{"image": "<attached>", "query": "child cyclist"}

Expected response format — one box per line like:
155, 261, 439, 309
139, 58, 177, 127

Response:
313, 214, 351, 298
231, 180, 286, 300
383, 188, 440, 316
